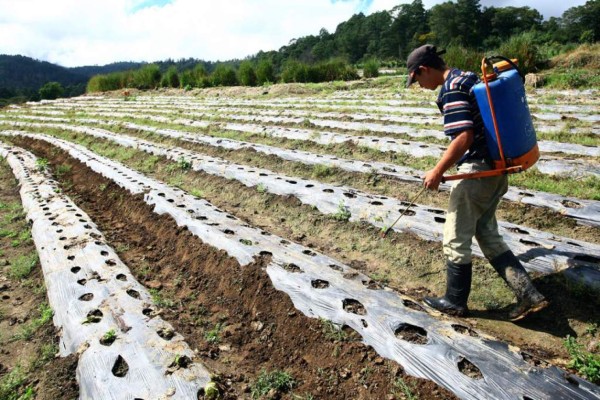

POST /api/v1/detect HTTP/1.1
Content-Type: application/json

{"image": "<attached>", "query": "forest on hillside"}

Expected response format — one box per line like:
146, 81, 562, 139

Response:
2, 0, 598, 102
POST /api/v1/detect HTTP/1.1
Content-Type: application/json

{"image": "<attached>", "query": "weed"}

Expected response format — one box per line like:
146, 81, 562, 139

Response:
256, 183, 267, 193
311, 164, 333, 178
35, 158, 48, 172
12, 302, 53, 341
116, 243, 130, 253
149, 288, 175, 308
55, 164, 72, 177
33, 343, 58, 367
392, 377, 419, 400
8, 253, 38, 279
203, 322, 223, 344
0, 365, 32, 400
586, 323, 598, 336
240, 238, 253, 246
190, 188, 205, 198
332, 201, 351, 222
251, 369, 295, 399
320, 318, 348, 342
177, 156, 192, 171
564, 336, 600, 384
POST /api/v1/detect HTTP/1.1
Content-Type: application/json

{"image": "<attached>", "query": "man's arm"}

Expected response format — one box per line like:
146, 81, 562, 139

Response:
423, 129, 474, 190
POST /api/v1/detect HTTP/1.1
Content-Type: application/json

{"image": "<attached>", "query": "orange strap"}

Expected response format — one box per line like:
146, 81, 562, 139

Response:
481, 57, 506, 169
442, 166, 523, 183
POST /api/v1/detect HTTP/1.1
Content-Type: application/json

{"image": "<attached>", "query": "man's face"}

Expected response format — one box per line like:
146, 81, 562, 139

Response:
411, 66, 438, 90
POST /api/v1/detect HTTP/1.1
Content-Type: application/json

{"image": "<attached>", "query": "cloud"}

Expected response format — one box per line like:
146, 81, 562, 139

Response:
0, 0, 359, 67
0, 0, 589, 67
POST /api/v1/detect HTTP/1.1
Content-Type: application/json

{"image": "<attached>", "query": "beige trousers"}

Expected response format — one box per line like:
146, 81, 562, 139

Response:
443, 160, 510, 264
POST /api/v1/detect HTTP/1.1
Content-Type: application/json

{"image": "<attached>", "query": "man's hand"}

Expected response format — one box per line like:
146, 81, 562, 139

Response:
423, 168, 443, 191
423, 129, 474, 190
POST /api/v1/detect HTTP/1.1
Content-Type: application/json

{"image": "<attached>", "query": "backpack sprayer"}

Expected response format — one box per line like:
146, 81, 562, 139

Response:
443, 56, 540, 182
381, 56, 538, 238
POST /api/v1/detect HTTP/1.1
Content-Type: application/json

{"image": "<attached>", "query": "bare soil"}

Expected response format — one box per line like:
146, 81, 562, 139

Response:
16, 138, 458, 399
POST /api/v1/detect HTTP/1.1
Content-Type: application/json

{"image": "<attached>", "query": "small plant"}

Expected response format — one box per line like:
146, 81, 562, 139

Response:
55, 164, 72, 177
332, 201, 351, 222
35, 158, 49, 172
564, 335, 600, 384
312, 164, 333, 178
320, 318, 348, 342
392, 377, 418, 400
149, 288, 175, 308
101, 328, 117, 345
204, 322, 223, 344
251, 369, 295, 399
256, 183, 267, 193
8, 253, 38, 279
177, 157, 192, 171
239, 239, 253, 246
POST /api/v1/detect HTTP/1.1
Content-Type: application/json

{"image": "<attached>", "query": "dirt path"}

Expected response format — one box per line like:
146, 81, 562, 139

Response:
16, 138, 458, 399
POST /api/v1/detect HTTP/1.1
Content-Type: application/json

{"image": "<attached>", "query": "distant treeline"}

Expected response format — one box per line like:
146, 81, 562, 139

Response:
86, 0, 599, 92
2, 0, 597, 100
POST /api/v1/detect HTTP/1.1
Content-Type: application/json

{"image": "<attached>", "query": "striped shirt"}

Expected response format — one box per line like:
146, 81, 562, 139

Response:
436, 68, 489, 164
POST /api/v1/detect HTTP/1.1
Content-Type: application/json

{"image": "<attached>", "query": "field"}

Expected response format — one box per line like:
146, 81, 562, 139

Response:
0, 76, 599, 399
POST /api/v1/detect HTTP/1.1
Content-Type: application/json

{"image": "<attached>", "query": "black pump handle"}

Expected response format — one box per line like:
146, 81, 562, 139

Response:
484, 55, 525, 83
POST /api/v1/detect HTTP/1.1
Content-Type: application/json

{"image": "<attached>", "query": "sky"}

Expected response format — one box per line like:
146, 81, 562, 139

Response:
0, 0, 589, 68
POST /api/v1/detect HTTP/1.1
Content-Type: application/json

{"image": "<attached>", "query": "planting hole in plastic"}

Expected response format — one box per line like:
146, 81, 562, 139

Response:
126, 289, 140, 299
451, 324, 479, 337
402, 299, 425, 312
283, 263, 302, 273
111, 355, 129, 378
394, 323, 428, 345
457, 357, 483, 380
311, 279, 330, 289
342, 299, 366, 315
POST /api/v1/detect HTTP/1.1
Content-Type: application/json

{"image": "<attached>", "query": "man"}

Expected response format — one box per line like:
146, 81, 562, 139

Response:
406, 44, 548, 321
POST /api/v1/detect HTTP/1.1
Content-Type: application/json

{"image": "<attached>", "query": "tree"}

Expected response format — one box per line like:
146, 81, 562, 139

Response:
455, 0, 483, 48
428, 2, 460, 48
238, 61, 257, 86
211, 65, 238, 87
256, 59, 275, 85
39, 81, 64, 100
561, 0, 600, 43
161, 66, 180, 88
389, 0, 428, 59
133, 64, 161, 89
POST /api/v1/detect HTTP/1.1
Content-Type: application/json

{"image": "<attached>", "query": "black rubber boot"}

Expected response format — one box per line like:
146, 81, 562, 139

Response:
489, 251, 549, 321
424, 261, 472, 317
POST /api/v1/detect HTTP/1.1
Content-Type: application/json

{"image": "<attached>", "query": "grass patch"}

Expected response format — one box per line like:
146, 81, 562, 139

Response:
509, 170, 600, 200
0, 365, 34, 400
564, 336, 600, 384
8, 253, 38, 280
320, 318, 348, 342
251, 369, 295, 399
149, 288, 175, 308
12, 302, 53, 342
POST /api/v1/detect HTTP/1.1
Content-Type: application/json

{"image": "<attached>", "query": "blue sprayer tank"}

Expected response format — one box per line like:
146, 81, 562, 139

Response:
473, 61, 539, 170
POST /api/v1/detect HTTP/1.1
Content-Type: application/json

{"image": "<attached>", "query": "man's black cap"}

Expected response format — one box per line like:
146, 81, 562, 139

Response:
406, 44, 446, 87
